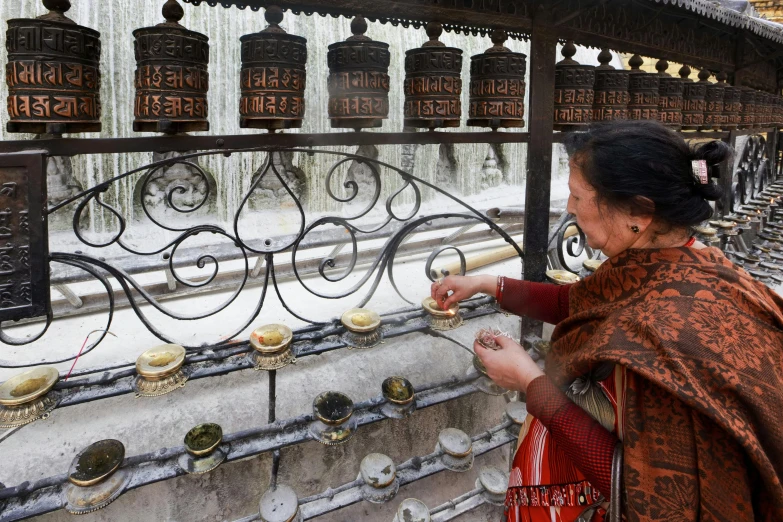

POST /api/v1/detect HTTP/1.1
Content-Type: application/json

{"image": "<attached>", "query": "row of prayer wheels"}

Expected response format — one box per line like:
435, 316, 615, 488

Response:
5, 0, 526, 134
6, 1, 781, 135
554, 41, 782, 131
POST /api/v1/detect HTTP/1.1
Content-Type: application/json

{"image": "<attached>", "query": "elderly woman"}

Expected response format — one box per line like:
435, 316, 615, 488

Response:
432, 121, 783, 522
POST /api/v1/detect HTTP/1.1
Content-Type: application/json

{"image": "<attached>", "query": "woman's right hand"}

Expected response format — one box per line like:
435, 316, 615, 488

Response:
430, 274, 497, 310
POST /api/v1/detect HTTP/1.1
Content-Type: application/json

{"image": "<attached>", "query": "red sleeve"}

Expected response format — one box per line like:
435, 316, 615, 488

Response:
526, 375, 618, 500
497, 278, 570, 324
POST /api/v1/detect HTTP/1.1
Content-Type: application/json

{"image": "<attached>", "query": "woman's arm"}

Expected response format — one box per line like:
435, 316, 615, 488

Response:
526, 375, 617, 499
498, 277, 571, 324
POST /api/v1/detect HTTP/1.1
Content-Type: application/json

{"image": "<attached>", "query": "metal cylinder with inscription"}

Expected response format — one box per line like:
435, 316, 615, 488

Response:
553, 41, 594, 131
467, 29, 526, 129
722, 75, 741, 130
740, 87, 757, 129
776, 94, 783, 125
403, 23, 462, 129
680, 65, 705, 130
239, 6, 306, 130
703, 71, 725, 131
758, 91, 771, 127
133, 0, 209, 133
5, 0, 101, 134
327, 16, 390, 129
627, 55, 659, 121
655, 60, 683, 129
592, 49, 628, 122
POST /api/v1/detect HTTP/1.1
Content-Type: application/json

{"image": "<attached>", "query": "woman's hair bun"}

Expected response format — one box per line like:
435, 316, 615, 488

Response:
691, 140, 731, 168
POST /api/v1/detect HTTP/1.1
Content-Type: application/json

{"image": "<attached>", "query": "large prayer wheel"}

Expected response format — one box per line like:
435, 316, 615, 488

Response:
740, 87, 757, 129
553, 41, 594, 131
655, 60, 683, 129
133, 0, 209, 133
703, 70, 725, 131
592, 49, 629, 122
467, 30, 526, 129
5, 0, 101, 134
627, 55, 659, 121
721, 73, 741, 130
239, 6, 306, 130
404, 23, 462, 129
680, 65, 706, 130
327, 16, 390, 129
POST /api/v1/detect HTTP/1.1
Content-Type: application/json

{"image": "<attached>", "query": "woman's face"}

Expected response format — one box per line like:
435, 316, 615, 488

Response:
566, 158, 637, 258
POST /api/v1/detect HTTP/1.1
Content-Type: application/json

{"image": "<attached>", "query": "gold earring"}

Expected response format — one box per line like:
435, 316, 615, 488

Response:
630, 225, 640, 234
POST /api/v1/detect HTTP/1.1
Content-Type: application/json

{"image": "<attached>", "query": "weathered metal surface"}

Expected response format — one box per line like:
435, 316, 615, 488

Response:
655, 60, 683, 128
704, 71, 726, 130
592, 49, 629, 123
467, 29, 526, 129
133, 0, 209, 133
553, 41, 594, 131
680, 65, 706, 130
5, 0, 101, 134
327, 16, 390, 129
403, 23, 462, 129
239, 6, 306, 130
0, 153, 49, 323
627, 55, 660, 122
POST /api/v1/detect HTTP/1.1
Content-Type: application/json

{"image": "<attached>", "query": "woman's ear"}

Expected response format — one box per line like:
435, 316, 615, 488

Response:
629, 195, 655, 218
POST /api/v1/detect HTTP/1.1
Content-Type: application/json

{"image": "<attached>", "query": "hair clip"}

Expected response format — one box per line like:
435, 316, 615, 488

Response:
691, 160, 708, 185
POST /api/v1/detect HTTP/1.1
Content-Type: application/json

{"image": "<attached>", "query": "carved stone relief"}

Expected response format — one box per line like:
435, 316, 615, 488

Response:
249, 150, 307, 209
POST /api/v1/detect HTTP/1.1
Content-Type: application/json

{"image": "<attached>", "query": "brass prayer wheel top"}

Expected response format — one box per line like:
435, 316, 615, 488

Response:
0, 366, 59, 407
467, 29, 526, 129
327, 15, 390, 129
133, 0, 209, 133
239, 6, 307, 130
341, 308, 381, 333
68, 439, 125, 487
404, 23, 463, 129
553, 40, 595, 131
582, 258, 604, 272
6, 0, 102, 134
592, 48, 629, 123
136, 343, 186, 380
184, 423, 223, 457
421, 296, 458, 318
250, 324, 293, 354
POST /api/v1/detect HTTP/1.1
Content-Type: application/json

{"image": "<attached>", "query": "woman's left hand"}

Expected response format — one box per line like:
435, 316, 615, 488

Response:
474, 335, 544, 393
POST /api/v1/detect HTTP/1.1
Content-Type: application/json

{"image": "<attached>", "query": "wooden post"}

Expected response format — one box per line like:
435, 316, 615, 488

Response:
523, 7, 557, 283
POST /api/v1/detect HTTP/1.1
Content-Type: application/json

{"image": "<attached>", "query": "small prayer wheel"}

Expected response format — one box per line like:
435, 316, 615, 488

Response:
740, 87, 757, 129
592, 49, 629, 122
327, 15, 390, 129
403, 23, 462, 129
467, 29, 527, 129
655, 60, 684, 129
680, 65, 706, 130
239, 6, 307, 130
758, 91, 772, 127
627, 55, 659, 121
703, 71, 725, 131
133, 0, 209, 133
5, 0, 101, 134
721, 73, 741, 130
553, 41, 595, 131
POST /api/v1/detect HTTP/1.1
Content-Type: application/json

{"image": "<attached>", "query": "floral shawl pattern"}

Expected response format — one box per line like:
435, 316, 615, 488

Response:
548, 247, 783, 521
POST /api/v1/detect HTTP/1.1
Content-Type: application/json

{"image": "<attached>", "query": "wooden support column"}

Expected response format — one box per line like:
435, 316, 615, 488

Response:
523, 7, 557, 283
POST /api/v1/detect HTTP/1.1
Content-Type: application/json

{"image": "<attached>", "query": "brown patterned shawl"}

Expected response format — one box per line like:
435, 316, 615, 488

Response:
548, 247, 783, 522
